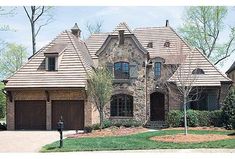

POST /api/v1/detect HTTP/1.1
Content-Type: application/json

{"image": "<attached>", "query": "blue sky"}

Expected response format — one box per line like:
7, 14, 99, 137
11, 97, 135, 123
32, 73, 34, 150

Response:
1, 6, 235, 72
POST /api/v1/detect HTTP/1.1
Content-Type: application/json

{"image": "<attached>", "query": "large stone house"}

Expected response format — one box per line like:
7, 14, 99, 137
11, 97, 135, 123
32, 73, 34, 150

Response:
3, 22, 232, 130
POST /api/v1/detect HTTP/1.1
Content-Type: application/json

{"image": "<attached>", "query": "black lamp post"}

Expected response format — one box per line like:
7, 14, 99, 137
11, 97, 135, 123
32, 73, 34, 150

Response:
57, 116, 64, 148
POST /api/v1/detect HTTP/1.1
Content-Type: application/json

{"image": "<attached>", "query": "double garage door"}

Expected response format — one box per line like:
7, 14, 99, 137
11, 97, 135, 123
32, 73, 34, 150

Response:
15, 100, 84, 130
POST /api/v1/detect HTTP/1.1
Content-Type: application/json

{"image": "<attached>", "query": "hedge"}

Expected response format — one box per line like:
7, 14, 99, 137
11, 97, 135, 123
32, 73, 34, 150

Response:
167, 109, 223, 127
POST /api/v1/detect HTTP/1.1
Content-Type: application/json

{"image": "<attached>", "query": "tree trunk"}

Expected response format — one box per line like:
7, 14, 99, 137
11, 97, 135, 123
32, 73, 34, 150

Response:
99, 108, 104, 131
31, 22, 36, 54
183, 95, 188, 135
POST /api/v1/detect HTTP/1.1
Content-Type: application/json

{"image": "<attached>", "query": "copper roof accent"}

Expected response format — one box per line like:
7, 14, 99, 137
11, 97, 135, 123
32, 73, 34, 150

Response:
5, 30, 93, 89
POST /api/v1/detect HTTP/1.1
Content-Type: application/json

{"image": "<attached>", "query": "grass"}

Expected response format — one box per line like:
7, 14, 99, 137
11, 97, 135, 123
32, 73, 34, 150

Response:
41, 129, 235, 152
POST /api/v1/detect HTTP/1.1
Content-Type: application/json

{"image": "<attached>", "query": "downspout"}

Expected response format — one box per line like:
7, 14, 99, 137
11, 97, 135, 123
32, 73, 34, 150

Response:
145, 58, 151, 122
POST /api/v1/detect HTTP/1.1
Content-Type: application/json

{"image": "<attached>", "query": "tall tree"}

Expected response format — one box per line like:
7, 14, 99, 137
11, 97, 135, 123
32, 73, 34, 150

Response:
23, 6, 53, 55
87, 66, 113, 130
86, 20, 103, 36
0, 43, 28, 79
179, 6, 235, 65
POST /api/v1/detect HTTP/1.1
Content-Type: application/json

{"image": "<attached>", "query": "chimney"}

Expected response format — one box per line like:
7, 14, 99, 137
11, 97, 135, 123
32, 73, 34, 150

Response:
71, 23, 81, 38
118, 30, 125, 45
165, 20, 169, 27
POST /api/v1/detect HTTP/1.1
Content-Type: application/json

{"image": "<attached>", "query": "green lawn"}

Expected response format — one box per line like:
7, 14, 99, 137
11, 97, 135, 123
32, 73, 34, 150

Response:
41, 129, 235, 152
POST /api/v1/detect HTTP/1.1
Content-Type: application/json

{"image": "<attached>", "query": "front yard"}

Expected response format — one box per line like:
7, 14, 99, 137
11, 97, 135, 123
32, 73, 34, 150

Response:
41, 129, 235, 152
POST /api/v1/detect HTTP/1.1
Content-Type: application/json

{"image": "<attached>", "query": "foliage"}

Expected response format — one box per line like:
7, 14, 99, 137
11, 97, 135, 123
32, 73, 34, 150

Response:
0, 83, 6, 119
0, 122, 7, 130
41, 130, 235, 152
167, 110, 183, 127
87, 66, 113, 130
112, 119, 142, 128
84, 126, 93, 133
222, 88, 235, 129
197, 111, 210, 126
23, 6, 54, 54
209, 110, 223, 127
179, 6, 235, 65
184, 109, 199, 127
0, 43, 28, 79
167, 109, 224, 127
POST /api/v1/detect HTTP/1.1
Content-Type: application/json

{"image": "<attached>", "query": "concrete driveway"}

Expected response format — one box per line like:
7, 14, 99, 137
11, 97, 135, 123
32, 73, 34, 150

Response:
0, 130, 75, 152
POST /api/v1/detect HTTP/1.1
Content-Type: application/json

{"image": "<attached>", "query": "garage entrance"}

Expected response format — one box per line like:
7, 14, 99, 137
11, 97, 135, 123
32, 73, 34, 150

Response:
52, 100, 84, 130
15, 100, 46, 130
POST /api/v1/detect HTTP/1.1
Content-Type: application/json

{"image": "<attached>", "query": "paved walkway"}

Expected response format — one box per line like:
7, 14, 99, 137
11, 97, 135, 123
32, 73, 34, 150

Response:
0, 130, 75, 152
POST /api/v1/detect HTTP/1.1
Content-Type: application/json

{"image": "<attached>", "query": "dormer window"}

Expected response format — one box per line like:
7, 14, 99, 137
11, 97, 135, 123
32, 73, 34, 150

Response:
44, 43, 67, 71
164, 40, 170, 47
48, 57, 56, 71
147, 42, 153, 48
192, 68, 205, 74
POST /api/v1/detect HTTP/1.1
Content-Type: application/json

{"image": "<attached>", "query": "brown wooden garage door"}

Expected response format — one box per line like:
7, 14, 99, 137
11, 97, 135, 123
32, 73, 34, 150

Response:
15, 100, 46, 130
52, 100, 84, 130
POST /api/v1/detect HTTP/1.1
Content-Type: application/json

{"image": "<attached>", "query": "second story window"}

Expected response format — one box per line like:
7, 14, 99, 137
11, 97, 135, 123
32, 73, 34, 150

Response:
154, 62, 161, 77
48, 57, 56, 71
114, 62, 129, 79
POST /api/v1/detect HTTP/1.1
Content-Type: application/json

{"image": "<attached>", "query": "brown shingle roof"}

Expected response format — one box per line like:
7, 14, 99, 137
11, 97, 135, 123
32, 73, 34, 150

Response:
5, 30, 93, 89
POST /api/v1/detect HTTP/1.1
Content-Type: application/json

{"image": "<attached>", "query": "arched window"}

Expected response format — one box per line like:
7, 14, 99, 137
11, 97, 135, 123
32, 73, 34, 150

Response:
192, 68, 205, 74
110, 94, 133, 117
114, 62, 129, 79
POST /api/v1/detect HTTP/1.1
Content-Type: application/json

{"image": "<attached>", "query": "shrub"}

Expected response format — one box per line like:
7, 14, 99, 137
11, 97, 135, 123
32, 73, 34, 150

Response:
197, 111, 210, 126
167, 110, 183, 127
209, 110, 223, 127
167, 109, 224, 128
91, 123, 100, 130
84, 126, 92, 133
221, 88, 235, 130
0, 123, 7, 131
103, 120, 112, 128
184, 109, 199, 127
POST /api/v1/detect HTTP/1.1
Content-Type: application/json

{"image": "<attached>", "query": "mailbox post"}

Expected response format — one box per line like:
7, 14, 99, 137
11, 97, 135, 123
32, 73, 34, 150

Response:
57, 117, 64, 148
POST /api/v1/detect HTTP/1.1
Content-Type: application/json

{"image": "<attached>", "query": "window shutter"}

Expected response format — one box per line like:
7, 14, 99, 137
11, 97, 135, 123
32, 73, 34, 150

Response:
45, 57, 49, 71
106, 62, 113, 74
130, 63, 138, 78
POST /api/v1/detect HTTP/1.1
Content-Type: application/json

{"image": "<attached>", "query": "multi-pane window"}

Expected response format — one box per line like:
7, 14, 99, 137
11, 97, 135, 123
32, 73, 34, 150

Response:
154, 62, 161, 77
111, 94, 133, 117
114, 62, 129, 79
48, 57, 56, 71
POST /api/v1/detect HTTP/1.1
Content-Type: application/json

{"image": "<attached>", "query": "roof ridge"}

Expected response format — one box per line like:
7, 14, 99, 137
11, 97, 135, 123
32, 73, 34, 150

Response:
66, 31, 91, 77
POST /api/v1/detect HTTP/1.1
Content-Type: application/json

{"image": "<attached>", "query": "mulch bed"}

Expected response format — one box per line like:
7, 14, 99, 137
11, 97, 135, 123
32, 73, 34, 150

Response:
164, 127, 229, 131
67, 126, 148, 138
150, 134, 235, 143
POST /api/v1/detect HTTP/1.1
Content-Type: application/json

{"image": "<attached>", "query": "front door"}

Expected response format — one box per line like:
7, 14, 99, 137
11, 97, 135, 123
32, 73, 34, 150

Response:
150, 92, 165, 121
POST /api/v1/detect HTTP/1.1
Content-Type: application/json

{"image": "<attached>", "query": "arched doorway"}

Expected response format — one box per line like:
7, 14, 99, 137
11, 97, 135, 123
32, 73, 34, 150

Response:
150, 92, 165, 121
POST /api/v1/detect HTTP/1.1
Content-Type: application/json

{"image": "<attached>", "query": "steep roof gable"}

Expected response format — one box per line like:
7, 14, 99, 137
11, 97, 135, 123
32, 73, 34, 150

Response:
111, 22, 132, 35
5, 31, 93, 89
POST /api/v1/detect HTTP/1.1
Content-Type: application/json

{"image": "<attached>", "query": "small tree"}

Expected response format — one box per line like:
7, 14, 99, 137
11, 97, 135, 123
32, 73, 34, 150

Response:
87, 66, 113, 130
0, 83, 6, 119
222, 88, 235, 130
168, 49, 201, 135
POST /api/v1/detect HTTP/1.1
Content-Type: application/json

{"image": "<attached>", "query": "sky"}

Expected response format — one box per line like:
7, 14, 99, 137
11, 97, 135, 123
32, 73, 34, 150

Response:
0, 6, 235, 73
